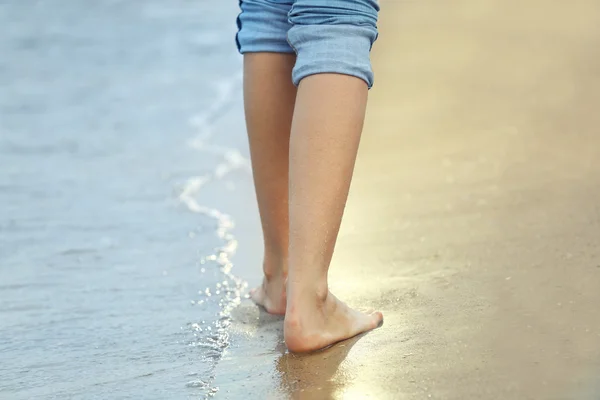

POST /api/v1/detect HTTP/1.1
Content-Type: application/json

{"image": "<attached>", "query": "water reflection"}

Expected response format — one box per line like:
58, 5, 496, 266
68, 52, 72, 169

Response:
275, 334, 364, 400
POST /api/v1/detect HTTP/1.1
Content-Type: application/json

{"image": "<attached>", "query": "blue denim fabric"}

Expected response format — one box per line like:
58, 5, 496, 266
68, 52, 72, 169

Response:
236, 0, 380, 88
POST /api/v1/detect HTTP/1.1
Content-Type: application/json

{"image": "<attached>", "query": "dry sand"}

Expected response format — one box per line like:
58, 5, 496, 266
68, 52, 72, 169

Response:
213, 0, 600, 398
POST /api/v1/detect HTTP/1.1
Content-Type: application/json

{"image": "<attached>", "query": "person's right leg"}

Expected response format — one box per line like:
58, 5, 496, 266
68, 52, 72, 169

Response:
284, 0, 383, 352
285, 73, 383, 353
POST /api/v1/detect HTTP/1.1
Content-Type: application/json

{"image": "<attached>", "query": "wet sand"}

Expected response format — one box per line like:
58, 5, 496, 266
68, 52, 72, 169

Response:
214, 0, 600, 398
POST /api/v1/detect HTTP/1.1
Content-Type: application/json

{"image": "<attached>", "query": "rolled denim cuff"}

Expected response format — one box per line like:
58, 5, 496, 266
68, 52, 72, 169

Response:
236, 0, 295, 54
287, 24, 378, 88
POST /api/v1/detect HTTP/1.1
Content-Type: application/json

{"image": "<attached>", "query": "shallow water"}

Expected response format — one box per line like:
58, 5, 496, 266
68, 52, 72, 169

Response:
0, 1, 251, 398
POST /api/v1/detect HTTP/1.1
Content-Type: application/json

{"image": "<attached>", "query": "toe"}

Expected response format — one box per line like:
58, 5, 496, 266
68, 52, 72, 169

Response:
250, 287, 264, 305
370, 311, 384, 328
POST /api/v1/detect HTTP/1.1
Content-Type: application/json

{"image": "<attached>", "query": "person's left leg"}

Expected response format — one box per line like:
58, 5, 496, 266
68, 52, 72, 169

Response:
236, 0, 296, 315
244, 53, 297, 315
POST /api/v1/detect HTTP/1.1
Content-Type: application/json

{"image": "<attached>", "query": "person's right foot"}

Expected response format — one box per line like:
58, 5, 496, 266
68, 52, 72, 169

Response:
284, 291, 383, 353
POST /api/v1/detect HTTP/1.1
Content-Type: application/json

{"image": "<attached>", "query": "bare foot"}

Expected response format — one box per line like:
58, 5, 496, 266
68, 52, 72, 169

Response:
284, 291, 383, 353
250, 274, 287, 315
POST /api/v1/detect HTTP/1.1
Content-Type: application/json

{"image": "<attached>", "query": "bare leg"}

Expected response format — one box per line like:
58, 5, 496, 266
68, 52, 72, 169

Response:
244, 53, 297, 315
284, 74, 383, 353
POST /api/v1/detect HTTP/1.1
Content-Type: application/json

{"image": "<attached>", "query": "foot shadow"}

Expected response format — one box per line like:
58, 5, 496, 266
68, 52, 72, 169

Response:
275, 333, 366, 400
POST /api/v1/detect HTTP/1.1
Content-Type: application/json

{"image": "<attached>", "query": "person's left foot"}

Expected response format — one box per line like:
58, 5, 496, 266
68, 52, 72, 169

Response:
250, 274, 287, 315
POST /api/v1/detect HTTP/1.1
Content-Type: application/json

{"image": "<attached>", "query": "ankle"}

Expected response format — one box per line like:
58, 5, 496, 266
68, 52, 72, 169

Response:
263, 269, 286, 283
286, 279, 329, 314
262, 253, 287, 281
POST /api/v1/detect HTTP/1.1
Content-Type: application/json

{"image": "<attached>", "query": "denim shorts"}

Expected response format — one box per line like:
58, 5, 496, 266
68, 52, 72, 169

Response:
236, 0, 380, 88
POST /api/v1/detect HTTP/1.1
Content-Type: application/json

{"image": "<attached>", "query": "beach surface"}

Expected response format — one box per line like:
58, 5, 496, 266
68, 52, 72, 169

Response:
214, 0, 600, 398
